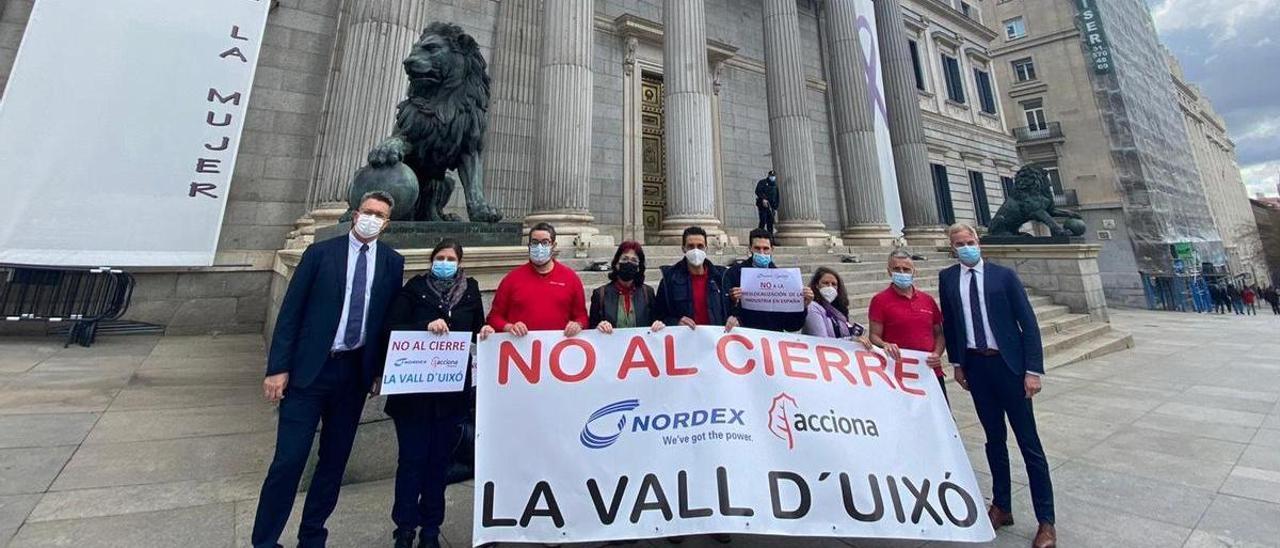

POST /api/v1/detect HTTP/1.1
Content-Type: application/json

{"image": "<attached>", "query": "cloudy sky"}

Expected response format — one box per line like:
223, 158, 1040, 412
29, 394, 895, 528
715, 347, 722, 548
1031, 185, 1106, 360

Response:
1148, 0, 1280, 198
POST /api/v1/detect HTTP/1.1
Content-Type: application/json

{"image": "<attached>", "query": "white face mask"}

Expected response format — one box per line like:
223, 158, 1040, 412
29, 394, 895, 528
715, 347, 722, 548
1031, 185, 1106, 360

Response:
819, 286, 839, 303
353, 213, 385, 239
684, 248, 707, 267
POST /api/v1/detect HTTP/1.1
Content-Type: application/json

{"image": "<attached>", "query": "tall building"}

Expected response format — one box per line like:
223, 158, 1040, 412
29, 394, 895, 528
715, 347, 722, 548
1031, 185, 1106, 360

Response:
983, 0, 1227, 307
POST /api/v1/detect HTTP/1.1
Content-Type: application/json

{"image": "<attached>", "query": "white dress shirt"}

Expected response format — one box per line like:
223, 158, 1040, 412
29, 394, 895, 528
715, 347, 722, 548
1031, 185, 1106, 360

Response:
958, 260, 999, 351
331, 232, 378, 351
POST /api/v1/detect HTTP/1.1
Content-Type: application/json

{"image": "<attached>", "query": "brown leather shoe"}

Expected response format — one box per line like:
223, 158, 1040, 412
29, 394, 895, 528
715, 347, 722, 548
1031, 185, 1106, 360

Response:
1032, 523, 1057, 548
988, 505, 1014, 529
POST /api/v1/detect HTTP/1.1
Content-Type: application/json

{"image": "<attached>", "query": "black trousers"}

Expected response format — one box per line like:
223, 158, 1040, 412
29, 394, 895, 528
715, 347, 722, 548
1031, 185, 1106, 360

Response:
756, 206, 775, 233
391, 412, 464, 537
252, 353, 367, 548
963, 351, 1055, 524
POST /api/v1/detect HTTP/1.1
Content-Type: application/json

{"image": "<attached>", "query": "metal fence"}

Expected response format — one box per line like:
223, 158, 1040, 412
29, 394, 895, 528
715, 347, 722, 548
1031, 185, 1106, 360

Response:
1, 265, 136, 347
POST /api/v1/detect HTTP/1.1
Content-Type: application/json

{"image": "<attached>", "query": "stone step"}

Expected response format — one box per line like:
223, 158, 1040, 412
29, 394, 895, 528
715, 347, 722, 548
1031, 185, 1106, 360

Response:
1045, 329, 1135, 370
1039, 312, 1092, 338
1040, 322, 1113, 356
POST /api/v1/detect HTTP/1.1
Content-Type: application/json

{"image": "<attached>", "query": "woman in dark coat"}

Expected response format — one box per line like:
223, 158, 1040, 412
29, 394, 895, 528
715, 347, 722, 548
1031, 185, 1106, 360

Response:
590, 240, 657, 333
383, 239, 483, 548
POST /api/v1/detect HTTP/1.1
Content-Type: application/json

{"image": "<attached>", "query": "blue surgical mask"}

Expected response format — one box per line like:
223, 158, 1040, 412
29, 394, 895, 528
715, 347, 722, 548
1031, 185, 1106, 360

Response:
529, 243, 553, 265
768, 175, 776, 182
956, 245, 982, 266
891, 272, 914, 289
431, 260, 457, 279
752, 252, 772, 268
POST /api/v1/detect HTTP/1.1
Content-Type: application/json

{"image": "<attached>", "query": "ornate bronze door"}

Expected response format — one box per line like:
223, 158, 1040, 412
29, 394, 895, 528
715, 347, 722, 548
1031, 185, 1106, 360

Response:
641, 73, 666, 233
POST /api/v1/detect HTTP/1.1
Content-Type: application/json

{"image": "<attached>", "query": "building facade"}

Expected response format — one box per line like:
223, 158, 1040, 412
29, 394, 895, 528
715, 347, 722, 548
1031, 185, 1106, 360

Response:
1169, 53, 1271, 284
0, 0, 1020, 333
983, 0, 1227, 307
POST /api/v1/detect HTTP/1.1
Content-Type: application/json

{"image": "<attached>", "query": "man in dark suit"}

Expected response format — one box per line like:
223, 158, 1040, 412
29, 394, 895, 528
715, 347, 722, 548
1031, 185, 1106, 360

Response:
754, 170, 779, 234
252, 191, 406, 548
939, 222, 1056, 548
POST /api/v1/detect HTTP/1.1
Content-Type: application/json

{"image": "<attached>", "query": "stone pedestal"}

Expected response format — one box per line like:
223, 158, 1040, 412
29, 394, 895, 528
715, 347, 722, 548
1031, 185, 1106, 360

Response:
314, 222, 523, 249
980, 244, 1110, 323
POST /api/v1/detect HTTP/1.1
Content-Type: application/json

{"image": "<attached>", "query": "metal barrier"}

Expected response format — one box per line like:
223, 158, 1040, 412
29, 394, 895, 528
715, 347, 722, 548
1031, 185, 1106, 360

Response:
0, 265, 136, 347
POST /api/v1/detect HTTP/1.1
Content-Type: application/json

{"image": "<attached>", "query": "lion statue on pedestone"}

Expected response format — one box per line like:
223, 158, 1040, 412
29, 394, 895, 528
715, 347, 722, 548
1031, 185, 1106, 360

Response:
366, 22, 501, 223
987, 165, 1084, 237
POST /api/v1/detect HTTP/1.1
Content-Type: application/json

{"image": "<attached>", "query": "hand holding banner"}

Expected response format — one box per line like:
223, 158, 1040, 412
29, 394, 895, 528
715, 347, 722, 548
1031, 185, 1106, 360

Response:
380, 331, 471, 395
740, 267, 805, 313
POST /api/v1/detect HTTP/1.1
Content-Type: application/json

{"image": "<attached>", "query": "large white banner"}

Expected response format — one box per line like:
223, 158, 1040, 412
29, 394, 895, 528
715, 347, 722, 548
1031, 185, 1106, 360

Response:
0, 0, 270, 267
855, 0, 905, 233
474, 328, 993, 545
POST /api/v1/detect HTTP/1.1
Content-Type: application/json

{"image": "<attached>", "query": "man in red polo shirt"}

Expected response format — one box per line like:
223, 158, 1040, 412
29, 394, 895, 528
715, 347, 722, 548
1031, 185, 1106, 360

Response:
481, 222, 588, 340
868, 248, 947, 398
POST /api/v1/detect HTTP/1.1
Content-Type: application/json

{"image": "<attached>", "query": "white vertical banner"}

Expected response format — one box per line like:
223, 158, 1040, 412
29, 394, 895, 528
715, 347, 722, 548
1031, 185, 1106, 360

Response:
0, 0, 270, 267
854, 0, 905, 233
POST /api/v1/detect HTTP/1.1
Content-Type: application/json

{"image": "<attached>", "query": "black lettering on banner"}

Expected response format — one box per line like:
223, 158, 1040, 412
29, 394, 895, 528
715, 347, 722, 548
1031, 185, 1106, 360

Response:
207, 88, 242, 105
205, 137, 230, 151
938, 472, 979, 527
220, 47, 248, 62
716, 467, 754, 517
587, 476, 629, 525
677, 470, 713, 518
196, 158, 222, 173
629, 473, 673, 523
481, 482, 517, 527
207, 112, 233, 126
901, 477, 943, 525
188, 182, 218, 198
838, 473, 884, 522
886, 475, 907, 523
520, 481, 565, 528
768, 471, 811, 519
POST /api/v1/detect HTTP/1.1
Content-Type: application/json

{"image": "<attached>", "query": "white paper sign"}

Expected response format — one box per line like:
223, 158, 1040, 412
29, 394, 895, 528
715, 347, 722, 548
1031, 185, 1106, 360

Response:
381, 331, 471, 395
474, 328, 993, 545
0, 0, 269, 266
740, 267, 805, 312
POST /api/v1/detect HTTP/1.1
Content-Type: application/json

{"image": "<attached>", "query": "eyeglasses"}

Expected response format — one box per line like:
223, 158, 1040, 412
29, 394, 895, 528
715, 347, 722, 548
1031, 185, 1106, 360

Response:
529, 239, 553, 246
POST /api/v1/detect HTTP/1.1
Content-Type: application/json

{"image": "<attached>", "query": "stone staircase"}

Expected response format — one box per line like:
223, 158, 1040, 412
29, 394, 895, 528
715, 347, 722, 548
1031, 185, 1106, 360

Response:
465, 245, 1133, 371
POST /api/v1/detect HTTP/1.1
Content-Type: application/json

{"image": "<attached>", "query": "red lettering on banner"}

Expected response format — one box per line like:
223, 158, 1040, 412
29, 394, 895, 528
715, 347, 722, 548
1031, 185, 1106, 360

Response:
664, 335, 697, 376
549, 339, 595, 383
816, 344, 857, 384
617, 336, 659, 379
856, 351, 896, 390
896, 356, 926, 396
498, 340, 541, 385
760, 337, 777, 376
716, 334, 755, 375
778, 341, 817, 380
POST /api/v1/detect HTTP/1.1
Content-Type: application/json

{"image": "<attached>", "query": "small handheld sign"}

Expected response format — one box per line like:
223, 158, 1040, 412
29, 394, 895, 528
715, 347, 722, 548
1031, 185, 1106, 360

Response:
381, 331, 471, 395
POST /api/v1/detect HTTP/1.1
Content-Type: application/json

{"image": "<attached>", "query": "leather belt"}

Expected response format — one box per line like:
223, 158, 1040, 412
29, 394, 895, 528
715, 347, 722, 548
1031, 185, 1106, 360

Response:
966, 348, 1000, 357
329, 348, 361, 360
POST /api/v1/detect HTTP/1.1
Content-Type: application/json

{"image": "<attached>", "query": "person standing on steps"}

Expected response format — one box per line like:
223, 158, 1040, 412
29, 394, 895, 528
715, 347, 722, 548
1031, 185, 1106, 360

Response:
252, 191, 406, 548
939, 222, 1056, 548
480, 222, 588, 341
869, 248, 948, 402
590, 241, 659, 333
725, 229, 813, 332
651, 226, 737, 332
754, 170, 780, 234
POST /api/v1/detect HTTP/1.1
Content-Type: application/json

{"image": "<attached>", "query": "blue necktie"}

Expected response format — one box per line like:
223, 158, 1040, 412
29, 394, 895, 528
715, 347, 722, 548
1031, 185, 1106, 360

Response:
343, 243, 369, 349
968, 268, 988, 350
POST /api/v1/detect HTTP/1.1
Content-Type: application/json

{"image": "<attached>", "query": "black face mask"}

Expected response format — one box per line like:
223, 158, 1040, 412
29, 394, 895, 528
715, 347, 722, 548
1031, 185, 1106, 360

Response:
616, 262, 640, 281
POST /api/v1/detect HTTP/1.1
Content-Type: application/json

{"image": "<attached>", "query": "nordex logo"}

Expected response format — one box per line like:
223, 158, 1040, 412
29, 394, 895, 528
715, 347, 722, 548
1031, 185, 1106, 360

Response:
579, 398, 747, 449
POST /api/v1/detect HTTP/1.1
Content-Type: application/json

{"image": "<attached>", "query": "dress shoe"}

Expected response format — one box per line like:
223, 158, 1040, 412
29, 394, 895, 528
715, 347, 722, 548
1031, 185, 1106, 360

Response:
1032, 523, 1056, 548
987, 505, 1014, 530
417, 534, 441, 548
711, 533, 732, 544
393, 529, 416, 548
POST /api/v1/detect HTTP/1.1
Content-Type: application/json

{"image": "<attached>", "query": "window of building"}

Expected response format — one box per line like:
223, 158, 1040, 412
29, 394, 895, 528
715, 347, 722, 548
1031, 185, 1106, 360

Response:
959, 2, 974, 20
1022, 99, 1047, 131
908, 40, 926, 91
931, 163, 956, 224
1012, 57, 1037, 82
941, 54, 966, 104
1004, 17, 1026, 40
1001, 176, 1015, 198
969, 170, 991, 225
1043, 167, 1064, 196
974, 69, 997, 114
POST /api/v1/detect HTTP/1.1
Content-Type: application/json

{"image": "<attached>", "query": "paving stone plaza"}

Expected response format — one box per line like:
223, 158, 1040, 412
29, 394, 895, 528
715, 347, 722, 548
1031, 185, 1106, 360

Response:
1, 308, 1277, 548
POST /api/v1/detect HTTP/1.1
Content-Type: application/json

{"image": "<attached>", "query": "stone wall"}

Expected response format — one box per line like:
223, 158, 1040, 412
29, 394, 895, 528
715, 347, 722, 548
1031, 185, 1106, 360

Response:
982, 244, 1110, 322
1078, 205, 1148, 308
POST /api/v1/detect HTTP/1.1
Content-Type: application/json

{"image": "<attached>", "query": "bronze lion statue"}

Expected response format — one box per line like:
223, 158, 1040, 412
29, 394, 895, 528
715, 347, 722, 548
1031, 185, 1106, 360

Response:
366, 22, 501, 223
988, 165, 1084, 237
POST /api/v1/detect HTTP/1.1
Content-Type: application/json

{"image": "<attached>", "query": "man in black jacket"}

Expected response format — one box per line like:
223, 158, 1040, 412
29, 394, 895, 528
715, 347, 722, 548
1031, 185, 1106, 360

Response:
754, 170, 779, 234
726, 229, 813, 332
651, 226, 737, 331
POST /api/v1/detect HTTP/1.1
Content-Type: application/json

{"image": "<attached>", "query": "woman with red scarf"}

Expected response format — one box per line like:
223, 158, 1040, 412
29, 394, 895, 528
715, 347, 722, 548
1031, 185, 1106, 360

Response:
590, 241, 658, 333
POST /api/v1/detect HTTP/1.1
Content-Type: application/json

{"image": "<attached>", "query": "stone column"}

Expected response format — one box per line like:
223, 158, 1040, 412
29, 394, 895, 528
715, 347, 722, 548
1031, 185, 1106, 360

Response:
826, 0, 893, 246
873, 0, 945, 245
525, 0, 596, 238
482, 0, 542, 221
657, 0, 723, 243
763, 0, 829, 246
307, 0, 432, 211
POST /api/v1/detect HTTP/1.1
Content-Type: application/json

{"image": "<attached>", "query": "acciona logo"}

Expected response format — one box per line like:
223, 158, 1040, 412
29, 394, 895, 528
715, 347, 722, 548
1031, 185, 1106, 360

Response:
767, 392, 880, 450
579, 398, 747, 449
